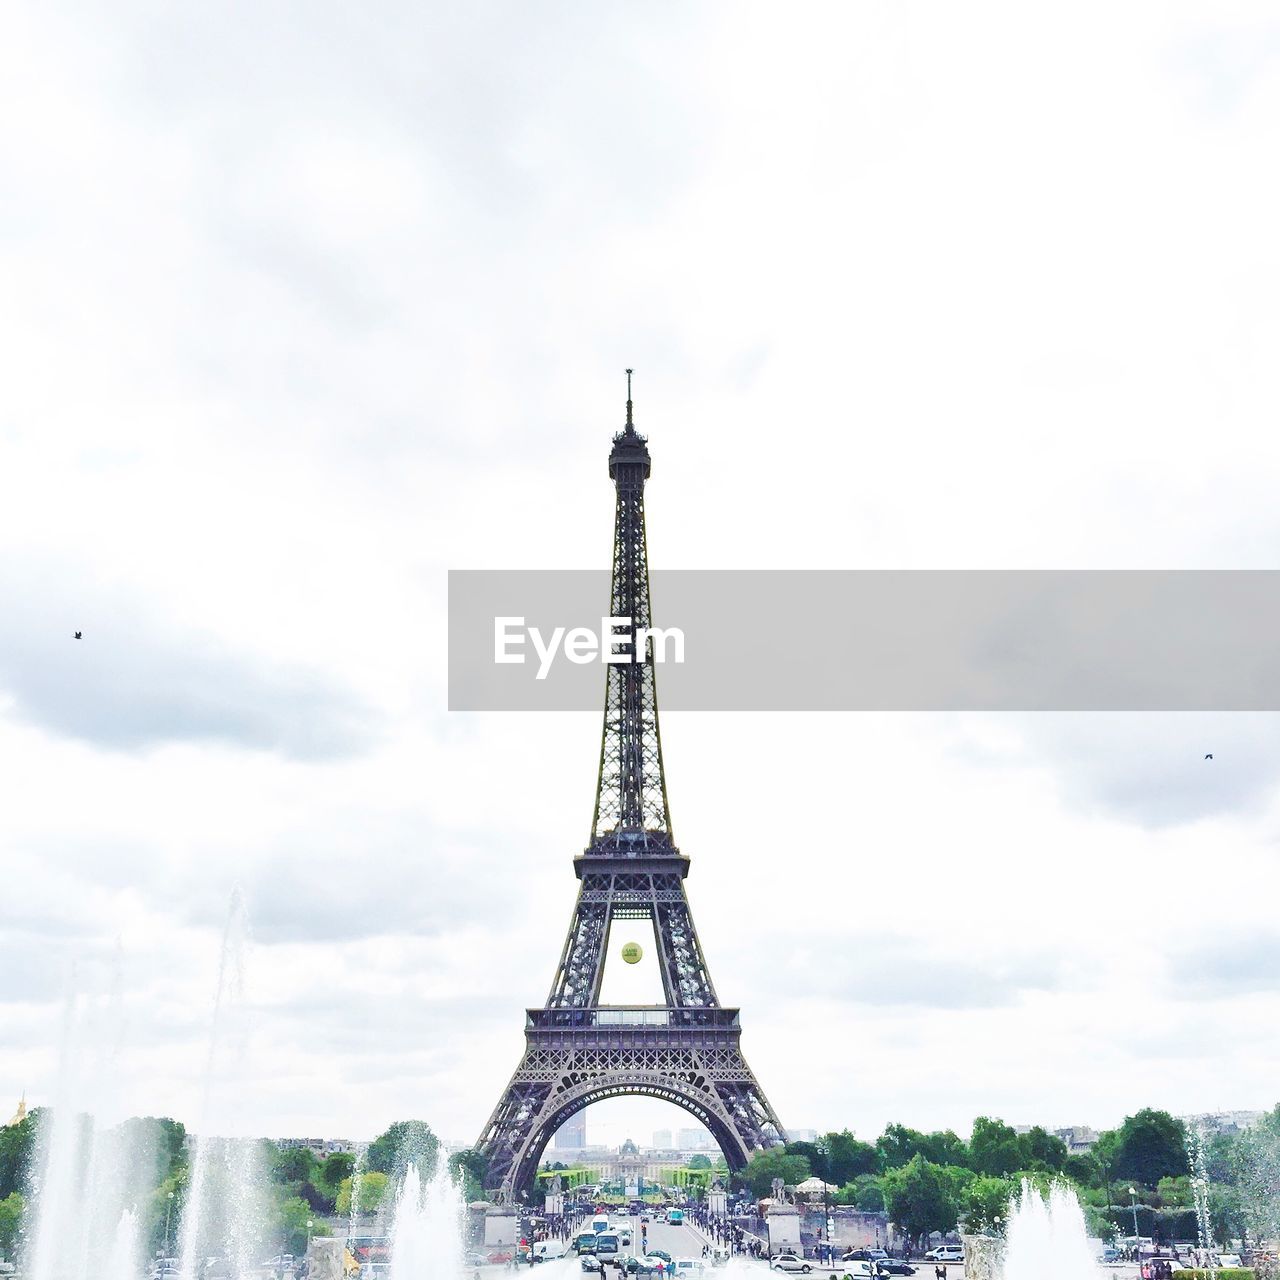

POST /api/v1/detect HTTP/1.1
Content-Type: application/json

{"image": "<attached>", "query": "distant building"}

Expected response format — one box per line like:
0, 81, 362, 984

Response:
5, 1095, 26, 1128
567, 1140, 684, 1183
1053, 1126, 1099, 1153
1182, 1111, 1265, 1136
653, 1129, 673, 1150
555, 1115, 588, 1149
788, 1129, 818, 1143
677, 1127, 715, 1151
276, 1137, 361, 1156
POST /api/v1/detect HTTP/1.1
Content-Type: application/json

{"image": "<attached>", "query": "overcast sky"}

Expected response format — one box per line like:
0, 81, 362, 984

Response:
3, 1, 1280, 1151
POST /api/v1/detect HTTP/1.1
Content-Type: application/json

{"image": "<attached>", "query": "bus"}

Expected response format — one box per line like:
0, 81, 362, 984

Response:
666, 1209, 684, 1225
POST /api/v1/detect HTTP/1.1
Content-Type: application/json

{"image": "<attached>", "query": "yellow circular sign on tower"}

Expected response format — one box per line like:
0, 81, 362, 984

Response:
621, 941, 643, 964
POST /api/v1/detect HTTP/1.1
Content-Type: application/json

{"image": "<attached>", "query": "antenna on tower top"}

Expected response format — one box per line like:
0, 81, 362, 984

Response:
625, 368, 634, 428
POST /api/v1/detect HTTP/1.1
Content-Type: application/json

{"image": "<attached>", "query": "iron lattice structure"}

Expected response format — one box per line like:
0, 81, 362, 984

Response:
476, 381, 786, 1199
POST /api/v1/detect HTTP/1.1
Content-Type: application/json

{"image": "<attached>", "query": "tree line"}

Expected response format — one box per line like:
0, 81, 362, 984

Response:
737, 1106, 1280, 1246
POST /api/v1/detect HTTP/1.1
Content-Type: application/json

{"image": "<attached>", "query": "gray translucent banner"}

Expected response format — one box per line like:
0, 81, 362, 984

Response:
447, 570, 1280, 711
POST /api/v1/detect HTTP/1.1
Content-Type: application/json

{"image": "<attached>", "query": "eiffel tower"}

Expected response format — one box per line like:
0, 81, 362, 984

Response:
476, 374, 786, 1199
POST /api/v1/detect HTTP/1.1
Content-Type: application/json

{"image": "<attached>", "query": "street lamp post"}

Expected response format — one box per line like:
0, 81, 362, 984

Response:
1128, 1188, 1140, 1243
165, 1190, 176, 1255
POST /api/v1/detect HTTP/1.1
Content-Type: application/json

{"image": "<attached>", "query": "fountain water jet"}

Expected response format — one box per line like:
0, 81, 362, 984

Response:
106, 1208, 141, 1280
389, 1160, 464, 1280
177, 890, 266, 1280
1004, 1181, 1102, 1280
24, 955, 150, 1280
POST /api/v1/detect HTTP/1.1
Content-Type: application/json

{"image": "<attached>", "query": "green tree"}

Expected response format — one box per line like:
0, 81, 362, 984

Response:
919, 1132, 970, 1169
318, 1153, 356, 1192
1083, 1204, 1117, 1242
786, 1143, 825, 1178
273, 1145, 318, 1184
875, 1125, 968, 1172
366, 1121, 439, 1178
277, 1196, 317, 1255
835, 1174, 885, 1211
143, 1170, 189, 1256
450, 1149, 488, 1203
876, 1125, 930, 1170
1156, 1176, 1192, 1209
687, 1155, 712, 1170
825, 1131, 879, 1183
1063, 1153, 1102, 1188
1018, 1127, 1067, 1172
740, 1149, 811, 1199
337, 1170, 391, 1216
969, 1118, 1023, 1178
0, 1111, 39, 1199
0, 1192, 24, 1258
1107, 1111, 1189, 1186
883, 1156, 958, 1244
961, 1175, 1015, 1234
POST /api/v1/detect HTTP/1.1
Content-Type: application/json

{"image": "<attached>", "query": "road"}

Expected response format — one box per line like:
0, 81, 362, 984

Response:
636, 1215, 709, 1259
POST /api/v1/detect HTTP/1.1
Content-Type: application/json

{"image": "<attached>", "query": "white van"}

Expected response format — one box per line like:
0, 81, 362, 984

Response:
534, 1242, 567, 1263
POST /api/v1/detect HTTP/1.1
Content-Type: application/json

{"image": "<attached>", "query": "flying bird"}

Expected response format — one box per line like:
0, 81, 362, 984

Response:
73, 631, 82, 639
1204, 753, 1213, 760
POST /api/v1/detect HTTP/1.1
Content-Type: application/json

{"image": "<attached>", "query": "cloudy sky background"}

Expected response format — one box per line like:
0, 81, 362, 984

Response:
3, 1, 1280, 1148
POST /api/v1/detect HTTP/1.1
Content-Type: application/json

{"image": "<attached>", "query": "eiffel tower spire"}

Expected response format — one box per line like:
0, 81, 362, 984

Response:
590, 369, 673, 848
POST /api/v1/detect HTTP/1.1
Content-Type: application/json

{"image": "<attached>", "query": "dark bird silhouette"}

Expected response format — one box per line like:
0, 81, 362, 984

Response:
73, 631, 82, 639
1205, 753, 1213, 760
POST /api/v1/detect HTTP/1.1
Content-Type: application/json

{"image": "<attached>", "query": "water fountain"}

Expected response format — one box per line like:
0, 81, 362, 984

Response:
176, 891, 267, 1280
1187, 1123, 1219, 1280
23, 957, 163, 1280
1003, 1180, 1103, 1280
20, 892, 273, 1280
388, 1160, 464, 1280
18, 888, 475, 1280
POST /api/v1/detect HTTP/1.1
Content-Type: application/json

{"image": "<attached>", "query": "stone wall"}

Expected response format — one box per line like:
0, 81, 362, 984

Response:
800, 1207, 901, 1251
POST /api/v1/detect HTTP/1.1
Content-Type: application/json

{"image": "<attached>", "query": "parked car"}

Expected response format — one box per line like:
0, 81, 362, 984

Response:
837, 1263, 879, 1280
671, 1261, 703, 1279
624, 1256, 670, 1278
770, 1258, 812, 1274
877, 1262, 917, 1276
924, 1249, 963, 1264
